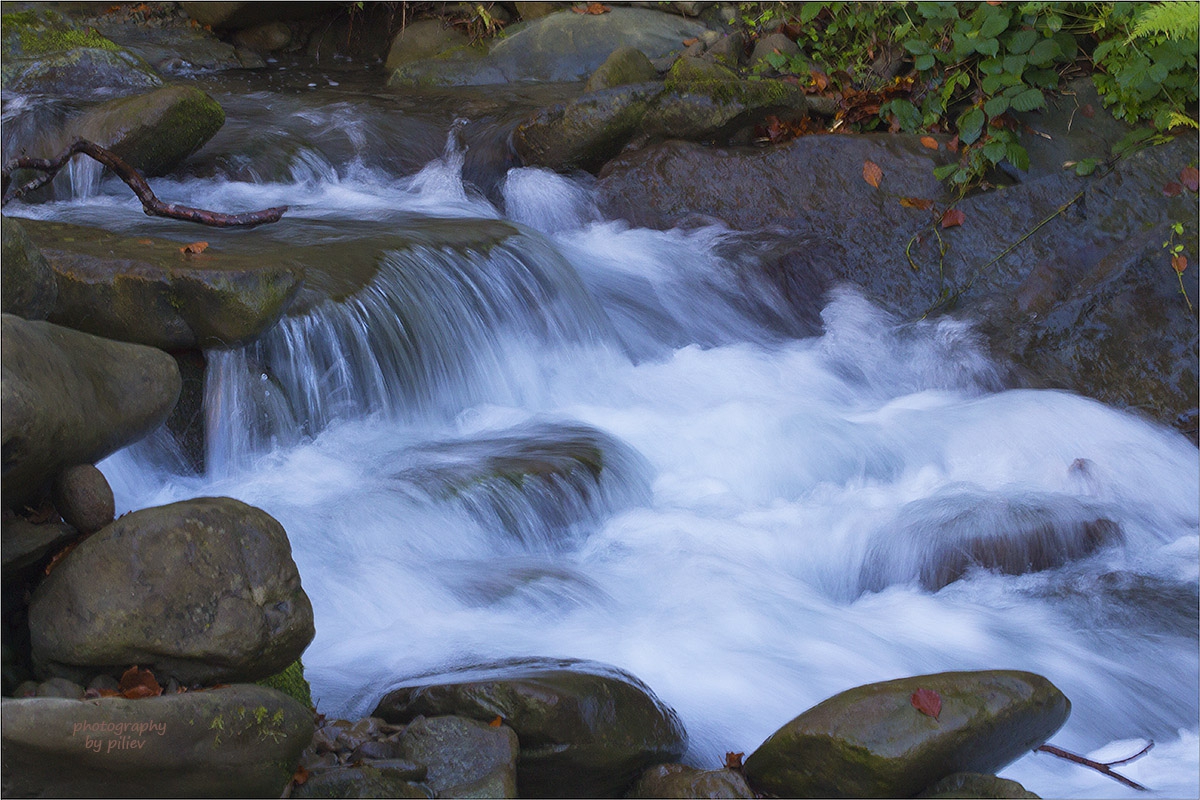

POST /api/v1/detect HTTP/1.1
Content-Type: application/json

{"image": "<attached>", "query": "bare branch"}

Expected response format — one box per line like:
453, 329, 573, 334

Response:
2, 139, 287, 228
1036, 742, 1152, 791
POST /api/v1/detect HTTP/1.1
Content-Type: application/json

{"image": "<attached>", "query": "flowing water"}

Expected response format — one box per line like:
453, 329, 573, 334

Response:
5, 66, 1198, 797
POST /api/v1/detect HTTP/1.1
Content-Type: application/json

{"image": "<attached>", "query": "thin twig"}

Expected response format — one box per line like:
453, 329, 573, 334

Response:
2, 139, 287, 228
1036, 742, 1152, 791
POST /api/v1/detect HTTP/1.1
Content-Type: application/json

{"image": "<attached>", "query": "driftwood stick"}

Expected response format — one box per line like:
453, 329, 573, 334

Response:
1036, 742, 1153, 791
1, 139, 287, 228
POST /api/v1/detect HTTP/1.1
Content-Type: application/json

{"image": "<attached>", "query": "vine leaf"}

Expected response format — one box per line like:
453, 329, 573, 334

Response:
941, 208, 966, 228
863, 160, 883, 188
1172, 254, 1187, 274
911, 688, 942, 720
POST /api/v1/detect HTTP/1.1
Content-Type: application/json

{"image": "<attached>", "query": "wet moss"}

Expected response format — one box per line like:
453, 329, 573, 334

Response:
3, 10, 122, 57
255, 660, 313, 710
664, 56, 793, 107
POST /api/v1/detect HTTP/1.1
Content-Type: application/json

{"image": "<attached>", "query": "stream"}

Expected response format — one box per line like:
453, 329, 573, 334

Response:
5, 63, 1198, 797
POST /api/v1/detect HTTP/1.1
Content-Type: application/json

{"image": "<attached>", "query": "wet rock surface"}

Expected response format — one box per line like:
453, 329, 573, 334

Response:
625, 762, 756, 798
742, 670, 1070, 799
374, 657, 688, 798
1, 216, 57, 321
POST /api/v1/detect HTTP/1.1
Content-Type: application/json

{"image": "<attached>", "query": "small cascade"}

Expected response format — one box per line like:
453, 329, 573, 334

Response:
204, 228, 616, 476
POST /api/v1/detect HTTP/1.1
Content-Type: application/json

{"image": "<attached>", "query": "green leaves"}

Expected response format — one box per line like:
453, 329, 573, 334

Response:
957, 107, 985, 145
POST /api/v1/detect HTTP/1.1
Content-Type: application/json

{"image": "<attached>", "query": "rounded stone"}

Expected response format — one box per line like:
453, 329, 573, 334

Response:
51, 464, 114, 535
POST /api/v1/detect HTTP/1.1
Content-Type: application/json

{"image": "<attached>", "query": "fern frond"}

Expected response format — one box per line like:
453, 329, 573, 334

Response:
1127, 2, 1200, 42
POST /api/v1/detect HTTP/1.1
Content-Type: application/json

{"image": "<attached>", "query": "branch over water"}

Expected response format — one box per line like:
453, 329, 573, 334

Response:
1, 139, 287, 228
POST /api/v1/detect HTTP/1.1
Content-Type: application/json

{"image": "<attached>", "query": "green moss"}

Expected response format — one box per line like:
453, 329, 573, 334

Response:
3, 10, 122, 57
664, 56, 793, 106
256, 660, 313, 710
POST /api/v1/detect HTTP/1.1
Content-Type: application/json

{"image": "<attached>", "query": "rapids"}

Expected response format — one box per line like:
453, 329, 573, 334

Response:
5, 65, 1197, 798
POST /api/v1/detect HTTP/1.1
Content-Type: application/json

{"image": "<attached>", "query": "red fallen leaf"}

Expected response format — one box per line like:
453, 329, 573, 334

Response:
489, 715, 503, 727
180, 241, 208, 255
863, 159, 883, 188
136, 238, 153, 245
946, 135, 960, 153
1181, 166, 1199, 192
911, 688, 942, 720
682, 37, 699, 46
118, 665, 163, 699
292, 765, 310, 787
1163, 182, 1184, 197
1080, 104, 1095, 118
571, 2, 610, 13
900, 197, 934, 210
725, 751, 744, 769
1172, 254, 1188, 274
44, 542, 77, 576
920, 136, 939, 151
98, 688, 122, 698
941, 208, 966, 228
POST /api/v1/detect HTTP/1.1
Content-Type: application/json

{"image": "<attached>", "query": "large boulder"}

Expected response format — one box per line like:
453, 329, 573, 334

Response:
1, 314, 180, 509
917, 772, 1041, 799
1, 684, 313, 797
389, 8, 708, 87
1, 216, 57, 320
626, 763, 756, 798
0, 8, 161, 97
21, 219, 303, 351
385, 18, 472, 72
28, 497, 315, 685
374, 657, 688, 797
742, 670, 1070, 798
63, 85, 225, 177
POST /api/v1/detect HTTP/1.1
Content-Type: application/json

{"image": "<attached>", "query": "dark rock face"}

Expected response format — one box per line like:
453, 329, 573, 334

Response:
742, 670, 1069, 799
22, 219, 303, 351
374, 657, 688, 798
28, 497, 315, 685
51, 464, 115, 535
1, 685, 313, 798
1, 216, 57, 321
1, 314, 180, 509
399, 715, 519, 797
917, 771, 1041, 799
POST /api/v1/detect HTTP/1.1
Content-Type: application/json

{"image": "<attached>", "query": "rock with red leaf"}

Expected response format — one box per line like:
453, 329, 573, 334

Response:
742, 670, 1069, 798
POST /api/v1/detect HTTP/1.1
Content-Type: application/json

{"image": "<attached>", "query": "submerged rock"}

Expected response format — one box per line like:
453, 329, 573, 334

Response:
21, 219, 303, 351
1, 216, 57, 321
374, 657, 688, 797
742, 670, 1069, 798
1, 314, 180, 510
28, 497, 314, 685
0, 685, 313, 797
917, 771, 1041, 799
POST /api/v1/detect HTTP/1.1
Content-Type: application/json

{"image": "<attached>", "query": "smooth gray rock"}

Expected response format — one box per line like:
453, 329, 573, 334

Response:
51, 464, 114, 535
0, 685, 313, 797
626, 763, 756, 798
1, 314, 180, 509
29, 497, 314, 685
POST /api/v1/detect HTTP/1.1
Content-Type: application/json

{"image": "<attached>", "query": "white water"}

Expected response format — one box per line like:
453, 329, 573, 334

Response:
14, 121, 1196, 797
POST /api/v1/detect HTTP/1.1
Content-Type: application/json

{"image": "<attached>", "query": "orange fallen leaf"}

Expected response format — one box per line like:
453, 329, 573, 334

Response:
682, 37, 699, 46
180, 241, 208, 254
941, 208, 966, 228
900, 197, 934, 210
946, 135, 960, 153
292, 765, 310, 786
911, 688, 942, 720
136, 238, 153, 245
920, 136, 939, 150
571, 2, 610, 13
1172, 254, 1188, 274
44, 542, 77, 576
118, 665, 163, 699
1181, 166, 1199, 192
489, 715, 503, 727
862, 159, 883, 189
725, 751, 744, 769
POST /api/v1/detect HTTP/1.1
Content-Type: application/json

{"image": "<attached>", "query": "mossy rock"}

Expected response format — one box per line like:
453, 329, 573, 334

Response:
1, 8, 161, 97
1, 216, 57, 321
585, 45, 658, 92
917, 772, 1041, 799
257, 660, 313, 710
65, 84, 225, 177
742, 670, 1069, 799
